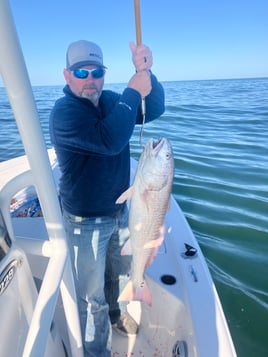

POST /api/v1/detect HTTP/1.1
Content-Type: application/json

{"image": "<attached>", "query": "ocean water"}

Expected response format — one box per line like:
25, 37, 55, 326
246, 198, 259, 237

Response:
0, 77, 268, 356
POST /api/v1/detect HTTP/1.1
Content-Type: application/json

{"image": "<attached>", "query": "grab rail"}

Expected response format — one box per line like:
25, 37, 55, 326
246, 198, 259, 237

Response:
0, 170, 83, 356
0, 0, 83, 355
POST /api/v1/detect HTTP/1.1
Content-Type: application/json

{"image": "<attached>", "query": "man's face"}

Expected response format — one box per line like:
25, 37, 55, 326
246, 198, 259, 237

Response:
64, 65, 105, 106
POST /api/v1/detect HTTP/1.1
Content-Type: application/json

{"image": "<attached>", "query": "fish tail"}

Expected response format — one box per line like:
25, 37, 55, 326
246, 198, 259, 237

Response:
118, 281, 134, 302
118, 278, 152, 306
135, 280, 152, 306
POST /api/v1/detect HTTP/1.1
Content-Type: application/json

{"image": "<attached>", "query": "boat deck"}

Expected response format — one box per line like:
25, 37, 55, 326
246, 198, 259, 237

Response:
0, 151, 237, 357
111, 271, 187, 357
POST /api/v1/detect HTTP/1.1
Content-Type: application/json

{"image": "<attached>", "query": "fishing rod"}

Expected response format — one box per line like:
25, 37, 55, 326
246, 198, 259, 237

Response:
134, 0, 146, 147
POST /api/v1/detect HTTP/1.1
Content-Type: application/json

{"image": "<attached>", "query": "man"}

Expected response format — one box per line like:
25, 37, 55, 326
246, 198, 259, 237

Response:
50, 39, 164, 356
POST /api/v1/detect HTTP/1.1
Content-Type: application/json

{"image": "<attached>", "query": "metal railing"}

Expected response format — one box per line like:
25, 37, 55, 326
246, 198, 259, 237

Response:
0, 0, 83, 355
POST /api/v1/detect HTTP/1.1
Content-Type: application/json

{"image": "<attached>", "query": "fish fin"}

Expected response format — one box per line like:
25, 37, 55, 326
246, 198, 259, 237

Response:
135, 279, 152, 306
121, 238, 132, 255
143, 236, 164, 268
118, 278, 152, 306
140, 189, 150, 210
145, 249, 158, 268
143, 236, 164, 250
115, 186, 134, 204
118, 281, 134, 302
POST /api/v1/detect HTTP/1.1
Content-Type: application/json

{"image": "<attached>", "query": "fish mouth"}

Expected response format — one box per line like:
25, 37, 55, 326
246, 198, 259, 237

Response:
151, 138, 166, 153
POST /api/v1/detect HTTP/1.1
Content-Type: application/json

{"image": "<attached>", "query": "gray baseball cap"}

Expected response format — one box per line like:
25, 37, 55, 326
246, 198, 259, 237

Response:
66, 40, 106, 70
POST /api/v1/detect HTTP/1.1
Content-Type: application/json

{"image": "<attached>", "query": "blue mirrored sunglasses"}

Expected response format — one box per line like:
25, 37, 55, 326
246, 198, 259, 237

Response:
72, 68, 106, 79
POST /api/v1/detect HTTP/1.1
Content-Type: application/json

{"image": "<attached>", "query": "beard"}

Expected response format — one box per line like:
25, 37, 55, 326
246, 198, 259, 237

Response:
80, 84, 101, 105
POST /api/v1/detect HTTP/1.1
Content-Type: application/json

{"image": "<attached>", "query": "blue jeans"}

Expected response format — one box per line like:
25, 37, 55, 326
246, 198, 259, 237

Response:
62, 205, 131, 357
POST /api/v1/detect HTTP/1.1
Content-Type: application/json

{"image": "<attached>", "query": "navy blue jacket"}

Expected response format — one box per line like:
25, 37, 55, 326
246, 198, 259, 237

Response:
49, 74, 165, 217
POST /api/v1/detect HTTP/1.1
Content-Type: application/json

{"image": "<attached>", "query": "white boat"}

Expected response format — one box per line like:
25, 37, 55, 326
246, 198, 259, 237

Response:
0, 0, 237, 356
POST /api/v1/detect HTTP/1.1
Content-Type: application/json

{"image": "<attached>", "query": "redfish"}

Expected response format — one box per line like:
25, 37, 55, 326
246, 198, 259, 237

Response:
116, 138, 174, 306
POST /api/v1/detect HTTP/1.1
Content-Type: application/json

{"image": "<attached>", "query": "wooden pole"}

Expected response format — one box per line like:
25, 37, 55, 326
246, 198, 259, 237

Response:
134, 0, 142, 45
134, 0, 146, 145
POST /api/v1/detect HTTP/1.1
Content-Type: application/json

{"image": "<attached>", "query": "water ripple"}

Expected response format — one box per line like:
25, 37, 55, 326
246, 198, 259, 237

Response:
1, 78, 268, 356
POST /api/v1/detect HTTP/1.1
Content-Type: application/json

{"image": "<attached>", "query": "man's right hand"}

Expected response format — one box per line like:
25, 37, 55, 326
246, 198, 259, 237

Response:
128, 70, 152, 98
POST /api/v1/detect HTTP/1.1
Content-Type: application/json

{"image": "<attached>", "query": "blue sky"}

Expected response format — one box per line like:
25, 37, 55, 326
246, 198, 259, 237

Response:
2, 0, 268, 85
